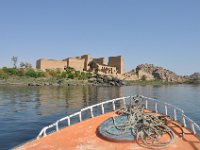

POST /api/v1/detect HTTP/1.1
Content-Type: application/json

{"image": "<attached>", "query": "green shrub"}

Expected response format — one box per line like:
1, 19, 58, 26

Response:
37, 70, 46, 77
17, 69, 25, 76
0, 70, 8, 79
2, 67, 18, 75
0, 67, 93, 80
46, 69, 58, 77
60, 72, 68, 78
0, 69, 5, 74
74, 71, 80, 78
67, 73, 75, 79
65, 67, 75, 73
78, 72, 92, 80
55, 69, 61, 74
78, 72, 86, 80
0, 74, 8, 79
25, 69, 37, 77
86, 72, 92, 78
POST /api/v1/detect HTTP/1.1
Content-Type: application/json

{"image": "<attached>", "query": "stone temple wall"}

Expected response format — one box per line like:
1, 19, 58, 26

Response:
36, 59, 67, 71
81, 54, 93, 71
66, 57, 85, 72
108, 56, 124, 74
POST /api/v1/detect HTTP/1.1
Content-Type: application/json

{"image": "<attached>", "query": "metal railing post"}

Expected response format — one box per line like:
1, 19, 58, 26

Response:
173, 108, 177, 121
44, 129, 47, 137
190, 121, 196, 134
67, 118, 71, 126
182, 113, 186, 127
112, 100, 116, 111
90, 107, 94, 118
101, 103, 104, 114
155, 102, 158, 113
79, 112, 82, 122
164, 103, 168, 116
56, 122, 59, 131
145, 99, 148, 109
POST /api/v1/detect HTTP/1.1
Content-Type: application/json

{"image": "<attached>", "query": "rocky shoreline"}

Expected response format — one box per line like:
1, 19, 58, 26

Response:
0, 75, 126, 87
0, 64, 199, 87
0, 76, 198, 87
88, 74, 126, 86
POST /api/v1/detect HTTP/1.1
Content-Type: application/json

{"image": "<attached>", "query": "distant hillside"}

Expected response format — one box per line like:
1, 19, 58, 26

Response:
124, 64, 188, 82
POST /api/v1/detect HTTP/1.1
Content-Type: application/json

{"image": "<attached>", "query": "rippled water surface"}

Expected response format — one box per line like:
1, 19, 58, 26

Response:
0, 84, 200, 149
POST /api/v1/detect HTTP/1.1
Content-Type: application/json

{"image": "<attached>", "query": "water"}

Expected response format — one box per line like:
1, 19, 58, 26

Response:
0, 84, 200, 149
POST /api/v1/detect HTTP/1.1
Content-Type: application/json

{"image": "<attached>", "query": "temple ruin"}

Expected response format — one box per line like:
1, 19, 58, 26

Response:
36, 54, 124, 75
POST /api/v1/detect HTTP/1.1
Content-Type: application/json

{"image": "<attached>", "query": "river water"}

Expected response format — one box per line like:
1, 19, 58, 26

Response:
0, 84, 200, 149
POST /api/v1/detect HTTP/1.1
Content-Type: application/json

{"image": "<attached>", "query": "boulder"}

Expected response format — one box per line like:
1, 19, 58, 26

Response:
97, 78, 104, 84
44, 82, 50, 86
109, 81, 115, 86
88, 78, 97, 82
103, 75, 113, 82
28, 82, 41, 86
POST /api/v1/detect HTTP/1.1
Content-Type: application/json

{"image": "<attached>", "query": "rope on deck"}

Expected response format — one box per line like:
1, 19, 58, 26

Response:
103, 95, 175, 149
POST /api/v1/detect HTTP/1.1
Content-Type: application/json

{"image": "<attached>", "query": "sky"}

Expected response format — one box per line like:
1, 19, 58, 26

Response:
0, 0, 200, 75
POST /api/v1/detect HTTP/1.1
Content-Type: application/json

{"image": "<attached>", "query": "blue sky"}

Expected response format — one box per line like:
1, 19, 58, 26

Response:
0, 0, 199, 75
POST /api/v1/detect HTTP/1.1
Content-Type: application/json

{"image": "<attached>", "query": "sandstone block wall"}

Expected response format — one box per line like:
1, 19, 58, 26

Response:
36, 59, 67, 71
66, 58, 85, 72
81, 54, 93, 71
108, 56, 124, 74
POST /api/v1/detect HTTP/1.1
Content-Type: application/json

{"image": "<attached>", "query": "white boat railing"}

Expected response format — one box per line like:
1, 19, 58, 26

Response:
37, 95, 200, 139
141, 96, 200, 136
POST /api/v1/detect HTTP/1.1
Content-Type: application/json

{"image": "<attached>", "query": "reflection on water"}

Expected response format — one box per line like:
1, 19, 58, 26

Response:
0, 86, 122, 116
35, 86, 122, 116
0, 84, 200, 149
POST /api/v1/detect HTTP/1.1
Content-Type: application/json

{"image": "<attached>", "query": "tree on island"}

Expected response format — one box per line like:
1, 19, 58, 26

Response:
88, 61, 99, 73
20, 62, 32, 69
11, 56, 18, 68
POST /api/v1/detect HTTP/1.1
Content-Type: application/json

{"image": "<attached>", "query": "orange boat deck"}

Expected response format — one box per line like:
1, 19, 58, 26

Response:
17, 112, 200, 150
